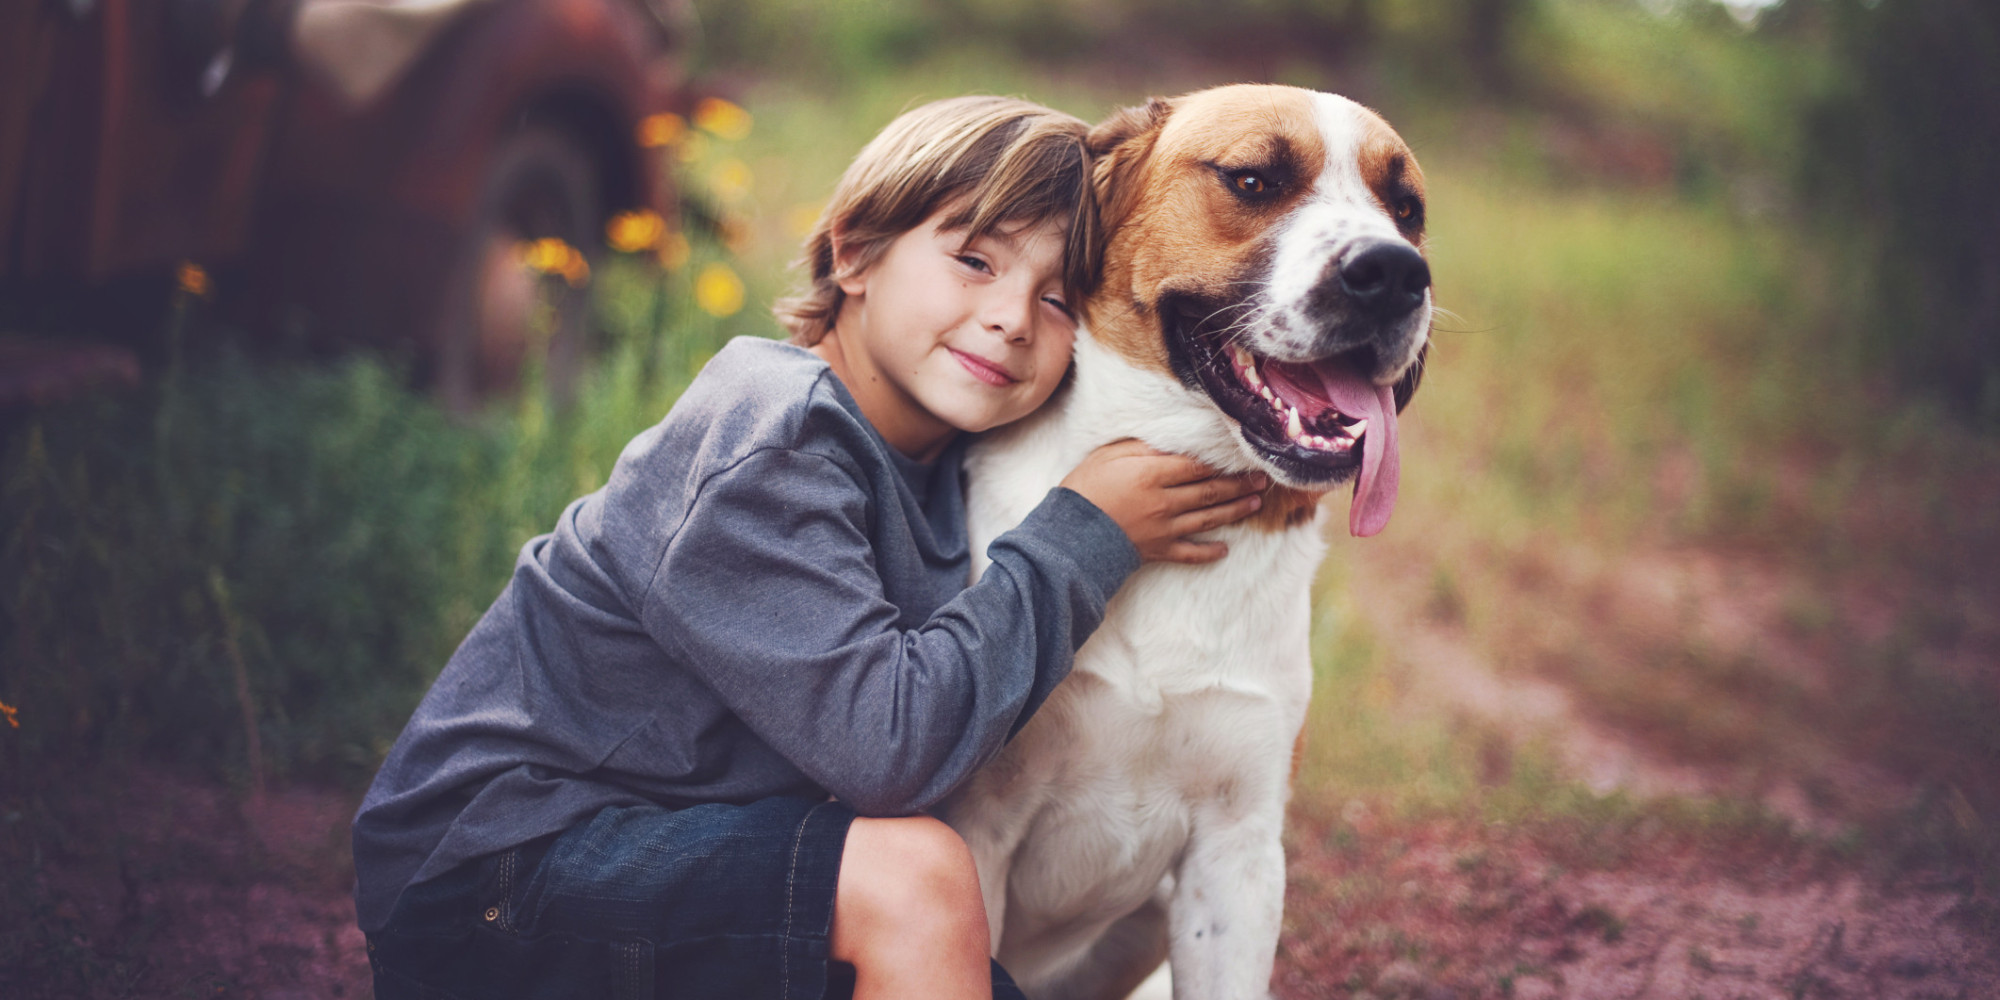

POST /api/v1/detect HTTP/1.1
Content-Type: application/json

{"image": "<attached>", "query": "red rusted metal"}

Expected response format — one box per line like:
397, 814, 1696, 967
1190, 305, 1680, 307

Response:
1, 0, 690, 403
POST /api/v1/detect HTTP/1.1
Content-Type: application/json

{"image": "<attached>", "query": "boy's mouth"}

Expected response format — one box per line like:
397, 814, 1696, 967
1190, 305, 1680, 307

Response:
950, 348, 1018, 386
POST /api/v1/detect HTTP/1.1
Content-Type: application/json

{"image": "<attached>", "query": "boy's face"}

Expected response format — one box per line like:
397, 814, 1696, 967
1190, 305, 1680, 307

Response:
826, 209, 1077, 460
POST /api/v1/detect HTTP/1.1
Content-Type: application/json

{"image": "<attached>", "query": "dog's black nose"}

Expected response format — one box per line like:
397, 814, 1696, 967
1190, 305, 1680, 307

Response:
1339, 242, 1430, 317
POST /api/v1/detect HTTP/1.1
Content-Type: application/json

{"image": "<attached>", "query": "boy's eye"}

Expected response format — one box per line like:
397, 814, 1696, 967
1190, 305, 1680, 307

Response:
1043, 295, 1073, 319
955, 254, 992, 273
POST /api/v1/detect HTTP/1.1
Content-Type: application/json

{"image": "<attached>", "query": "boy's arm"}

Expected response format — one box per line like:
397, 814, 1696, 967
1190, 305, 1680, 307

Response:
639, 447, 1136, 816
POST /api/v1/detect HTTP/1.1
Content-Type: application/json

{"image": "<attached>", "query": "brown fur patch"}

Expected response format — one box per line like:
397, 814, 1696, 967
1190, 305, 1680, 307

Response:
1245, 485, 1325, 533
1088, 86, 1330, 376
1290, 727, 1308, 784
1355, 108, 1427, 245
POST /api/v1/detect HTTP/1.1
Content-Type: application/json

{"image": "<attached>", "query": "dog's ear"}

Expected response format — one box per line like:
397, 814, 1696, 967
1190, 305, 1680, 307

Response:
1089, 97, 1170, 232
1087, 97, 1168, 156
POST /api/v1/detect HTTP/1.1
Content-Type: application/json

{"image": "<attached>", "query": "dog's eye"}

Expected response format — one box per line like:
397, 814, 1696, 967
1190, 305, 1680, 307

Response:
1394, 198, 1422, 223
1228, 171, 1270, 195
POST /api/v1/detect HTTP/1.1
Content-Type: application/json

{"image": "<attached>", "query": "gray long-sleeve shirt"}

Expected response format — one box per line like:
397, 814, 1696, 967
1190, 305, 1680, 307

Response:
351, 337, 1139, 932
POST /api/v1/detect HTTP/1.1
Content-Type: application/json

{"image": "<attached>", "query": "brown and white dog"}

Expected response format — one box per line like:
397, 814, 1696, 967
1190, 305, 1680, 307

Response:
940, 85, 1431, 999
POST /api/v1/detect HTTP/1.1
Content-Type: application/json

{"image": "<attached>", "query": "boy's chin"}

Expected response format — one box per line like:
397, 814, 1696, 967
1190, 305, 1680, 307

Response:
922, 394, 1019, 437
949, 405, 1035, 437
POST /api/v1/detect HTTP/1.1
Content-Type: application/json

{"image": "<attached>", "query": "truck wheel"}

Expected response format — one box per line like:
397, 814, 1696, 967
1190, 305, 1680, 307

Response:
434, 125, 601, 415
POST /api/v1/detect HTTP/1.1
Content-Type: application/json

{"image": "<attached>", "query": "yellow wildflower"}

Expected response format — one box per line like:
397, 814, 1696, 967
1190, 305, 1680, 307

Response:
636, 112, 687, 149
694, 263, 745, 317
693, 97, 753, 141
606, 210, 667, 253
519, 238, 590, 288
177, 262, 211, 298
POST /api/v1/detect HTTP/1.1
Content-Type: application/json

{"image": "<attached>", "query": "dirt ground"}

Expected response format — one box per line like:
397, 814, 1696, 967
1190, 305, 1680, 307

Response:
1267, 527, 1998, 1000
1, 767, 373, 999
5, 757, 1994, 998
4, 546, 1994, 999
1274, 809, 1998, 1000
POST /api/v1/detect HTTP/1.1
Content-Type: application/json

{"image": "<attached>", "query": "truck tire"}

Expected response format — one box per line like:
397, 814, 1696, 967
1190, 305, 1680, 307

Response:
433, 124, 601, 415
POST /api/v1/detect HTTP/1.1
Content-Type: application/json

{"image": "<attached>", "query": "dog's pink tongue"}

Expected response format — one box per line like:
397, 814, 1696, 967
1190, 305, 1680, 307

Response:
1313, 365, 1400, 537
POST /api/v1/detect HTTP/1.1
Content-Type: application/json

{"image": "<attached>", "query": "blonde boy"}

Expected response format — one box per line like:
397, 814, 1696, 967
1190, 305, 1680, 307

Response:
353, 96, 1264, 999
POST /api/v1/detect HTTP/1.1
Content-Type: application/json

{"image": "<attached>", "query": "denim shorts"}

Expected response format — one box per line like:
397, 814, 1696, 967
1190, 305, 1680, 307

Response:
365, 796, 1025, 1000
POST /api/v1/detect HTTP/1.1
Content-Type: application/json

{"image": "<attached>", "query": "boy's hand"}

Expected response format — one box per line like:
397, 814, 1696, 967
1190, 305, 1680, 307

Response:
1061, 439, 1269, 564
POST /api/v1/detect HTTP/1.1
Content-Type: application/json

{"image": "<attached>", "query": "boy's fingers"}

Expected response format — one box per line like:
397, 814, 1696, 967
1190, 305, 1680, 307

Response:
1166, 473, 1266, 512
1112, 447, 1222, 485
1172, 491, 1263, 535
1158, 455, 1227, 487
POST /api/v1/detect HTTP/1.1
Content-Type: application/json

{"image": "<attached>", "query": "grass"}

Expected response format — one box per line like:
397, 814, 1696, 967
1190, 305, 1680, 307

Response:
0, 253, 752, 786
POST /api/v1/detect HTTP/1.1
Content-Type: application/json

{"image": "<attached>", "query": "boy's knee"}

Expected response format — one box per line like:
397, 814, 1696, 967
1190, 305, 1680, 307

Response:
837, 816, 985, 946
848, 815, 979, 904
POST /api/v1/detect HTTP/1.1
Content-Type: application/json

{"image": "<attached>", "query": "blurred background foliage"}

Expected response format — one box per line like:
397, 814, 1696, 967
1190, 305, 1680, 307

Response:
1, 0, 1996, 909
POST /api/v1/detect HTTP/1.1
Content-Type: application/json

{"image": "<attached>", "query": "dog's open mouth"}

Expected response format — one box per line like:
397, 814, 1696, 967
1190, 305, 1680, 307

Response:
1168, 301, 1402, 537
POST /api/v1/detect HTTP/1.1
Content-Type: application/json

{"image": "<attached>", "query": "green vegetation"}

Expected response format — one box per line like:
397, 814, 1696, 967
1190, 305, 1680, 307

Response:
1, 255, 754, 785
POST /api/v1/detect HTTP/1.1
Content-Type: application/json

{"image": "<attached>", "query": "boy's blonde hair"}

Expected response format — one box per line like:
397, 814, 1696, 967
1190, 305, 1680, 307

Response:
776, 96, 1099, 346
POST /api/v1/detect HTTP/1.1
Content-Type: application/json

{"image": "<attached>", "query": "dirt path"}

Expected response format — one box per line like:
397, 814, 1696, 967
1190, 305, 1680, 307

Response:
6, 754, 1994, 999
13, 764, 1990, 1000
1263, 536, 2000, 999
1273, 807, 1998, 999
2, 767, 372, 999
6, 533, 1994, 998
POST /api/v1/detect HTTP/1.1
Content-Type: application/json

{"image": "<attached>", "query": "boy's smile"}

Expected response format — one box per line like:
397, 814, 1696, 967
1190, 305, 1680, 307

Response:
813, 209, 1077, 462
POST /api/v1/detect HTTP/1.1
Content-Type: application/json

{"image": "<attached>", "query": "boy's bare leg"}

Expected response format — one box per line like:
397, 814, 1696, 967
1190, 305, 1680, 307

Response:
833, 815, 993, 999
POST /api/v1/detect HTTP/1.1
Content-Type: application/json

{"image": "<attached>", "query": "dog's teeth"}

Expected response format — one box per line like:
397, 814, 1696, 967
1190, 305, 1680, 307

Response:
1260, 386, 1278, 406
1286, 408, 1304, 440
1233, 346, 1266, 388
1347, 418, 1367, 440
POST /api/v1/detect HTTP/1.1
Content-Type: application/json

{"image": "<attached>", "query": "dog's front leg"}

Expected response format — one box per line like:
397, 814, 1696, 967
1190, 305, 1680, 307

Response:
1164, 794, 1287, 1000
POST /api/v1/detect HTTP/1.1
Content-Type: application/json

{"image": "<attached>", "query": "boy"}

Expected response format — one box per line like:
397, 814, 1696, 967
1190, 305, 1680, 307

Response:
352, 96, 1266, 999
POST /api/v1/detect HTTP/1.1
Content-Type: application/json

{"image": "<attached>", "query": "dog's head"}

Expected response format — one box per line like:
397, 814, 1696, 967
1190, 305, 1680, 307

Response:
1086, 84, 1430, 536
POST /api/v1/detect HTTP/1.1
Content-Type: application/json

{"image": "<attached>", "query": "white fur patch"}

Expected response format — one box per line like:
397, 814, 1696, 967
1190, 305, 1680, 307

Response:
1254, 94, 1430, 378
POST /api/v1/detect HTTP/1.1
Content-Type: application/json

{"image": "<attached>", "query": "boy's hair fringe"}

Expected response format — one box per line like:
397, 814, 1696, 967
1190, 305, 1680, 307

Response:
775, 96, 1100, 346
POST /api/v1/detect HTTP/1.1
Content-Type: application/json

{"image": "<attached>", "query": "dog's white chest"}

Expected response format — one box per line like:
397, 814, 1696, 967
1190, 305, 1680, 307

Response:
943, 338, 1324, 992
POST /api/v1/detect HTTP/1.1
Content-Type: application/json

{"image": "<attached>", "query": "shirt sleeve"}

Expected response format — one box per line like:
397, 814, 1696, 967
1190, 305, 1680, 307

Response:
637, 446, 1138, 816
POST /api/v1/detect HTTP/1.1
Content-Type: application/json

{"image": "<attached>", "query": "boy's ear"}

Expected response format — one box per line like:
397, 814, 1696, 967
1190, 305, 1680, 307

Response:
830, 230, 869, 297
1089, 97, 1170, 232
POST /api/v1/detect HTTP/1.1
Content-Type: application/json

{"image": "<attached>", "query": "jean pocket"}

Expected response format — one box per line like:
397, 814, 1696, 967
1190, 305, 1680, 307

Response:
475, 845, 524, 933
474, 844, 656, 1000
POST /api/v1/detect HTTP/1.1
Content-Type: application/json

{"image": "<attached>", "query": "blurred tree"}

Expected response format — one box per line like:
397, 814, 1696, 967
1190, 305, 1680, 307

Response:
1460, 0, 1525, 94
1804, 0, 2000, 426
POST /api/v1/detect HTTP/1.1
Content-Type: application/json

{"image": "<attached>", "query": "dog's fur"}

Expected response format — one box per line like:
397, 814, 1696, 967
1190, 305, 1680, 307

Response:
939, 85, 1432, 1000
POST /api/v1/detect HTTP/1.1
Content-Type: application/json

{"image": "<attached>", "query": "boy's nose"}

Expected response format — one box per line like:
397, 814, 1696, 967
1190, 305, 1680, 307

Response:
981, 287, 1037, 342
